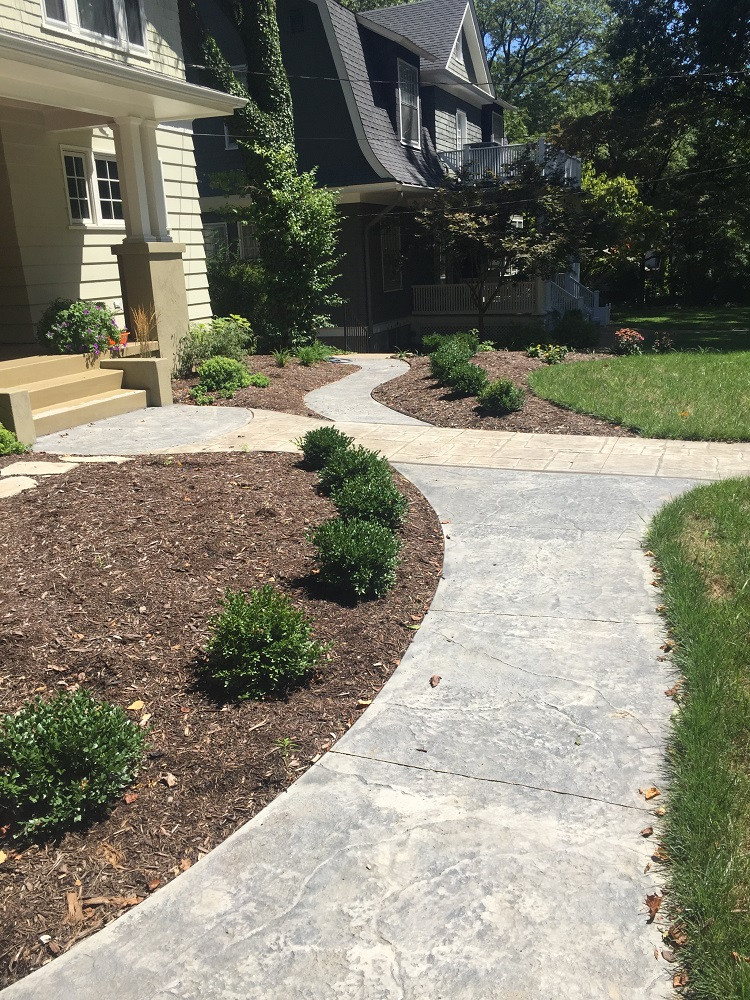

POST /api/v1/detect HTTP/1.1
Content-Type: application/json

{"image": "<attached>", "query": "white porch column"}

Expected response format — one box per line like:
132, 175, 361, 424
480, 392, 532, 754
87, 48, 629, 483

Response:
139, 120, 171, 242
112, 116, 154, 242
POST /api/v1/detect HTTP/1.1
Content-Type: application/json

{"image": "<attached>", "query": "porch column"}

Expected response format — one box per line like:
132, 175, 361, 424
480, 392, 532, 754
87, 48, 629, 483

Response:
139, 120, 171, 242
112, 116, 154, 242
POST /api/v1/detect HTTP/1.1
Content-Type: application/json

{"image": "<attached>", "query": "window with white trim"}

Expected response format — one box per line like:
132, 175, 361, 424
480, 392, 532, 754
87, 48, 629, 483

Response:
202, 222, 229, 259
452, 33, 465, 66
456, 110, 468, 149
42, 0, 146, 51
491, 111, 504, 144
381, 218, 402, 292
397, 60, 420, 148
62, 148, 123, 227
224, 124, 238, 151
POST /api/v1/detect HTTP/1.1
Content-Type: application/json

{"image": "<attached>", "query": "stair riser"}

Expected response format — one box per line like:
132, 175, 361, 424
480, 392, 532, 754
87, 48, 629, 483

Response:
33, 391, 147, 436
0, 355, 92, 388
28, 371, 123, 410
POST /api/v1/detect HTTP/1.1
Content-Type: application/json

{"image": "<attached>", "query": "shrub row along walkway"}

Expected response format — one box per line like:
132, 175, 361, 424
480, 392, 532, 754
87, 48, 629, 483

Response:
11, 358, 749, 999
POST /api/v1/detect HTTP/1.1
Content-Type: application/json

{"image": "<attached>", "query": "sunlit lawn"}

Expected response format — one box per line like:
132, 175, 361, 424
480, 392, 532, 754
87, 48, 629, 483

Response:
612, 306, 750, 352
528, 351, 750, 440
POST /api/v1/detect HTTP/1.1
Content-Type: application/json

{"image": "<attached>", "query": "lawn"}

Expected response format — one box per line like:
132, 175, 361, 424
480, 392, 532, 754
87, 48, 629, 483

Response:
612, 306, 750, 352
646, 478, 750, 999
528, 352, 750, 440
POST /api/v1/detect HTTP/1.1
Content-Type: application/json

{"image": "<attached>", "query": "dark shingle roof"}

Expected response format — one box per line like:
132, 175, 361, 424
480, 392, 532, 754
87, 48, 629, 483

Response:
359, 0, 469, 70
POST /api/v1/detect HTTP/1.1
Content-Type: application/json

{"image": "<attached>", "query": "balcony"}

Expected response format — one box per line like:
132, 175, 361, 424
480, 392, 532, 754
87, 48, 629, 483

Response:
438, 139, 582, 187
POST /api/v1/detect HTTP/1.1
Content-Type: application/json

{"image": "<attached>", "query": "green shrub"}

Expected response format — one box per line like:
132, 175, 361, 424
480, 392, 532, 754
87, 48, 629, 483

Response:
446, 361, 489, 396
0, 689, 145, 839
310, 517, 401, 599
0, 424, 27, 455
478, 378, 525, 415
174, 315, 254, 378
430, 338, 474, 385
203, 586, 327, 699
295, 426, 354, 470
206, 248, 267, 337
526, 343, 570, 364
189, 386, 215, 406
476, 340, 495, 352
247, 372, 271, 388
331, 475, 409, 529
195, 356, 251, 398
549, 309, 599, 349
296, 341, 335, 366
422, 330, 480, 354
37, 298, 120, 357
273, 349, 291, 367
319, 445, 391, 493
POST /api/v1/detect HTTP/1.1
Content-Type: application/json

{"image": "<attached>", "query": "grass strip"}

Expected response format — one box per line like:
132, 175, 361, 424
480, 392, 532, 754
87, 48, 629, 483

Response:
646, 477, 750, 998
528, 352, 750, 440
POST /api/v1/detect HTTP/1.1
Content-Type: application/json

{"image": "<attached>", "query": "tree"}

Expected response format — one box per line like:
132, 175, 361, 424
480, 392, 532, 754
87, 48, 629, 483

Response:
418, 159, 580, 338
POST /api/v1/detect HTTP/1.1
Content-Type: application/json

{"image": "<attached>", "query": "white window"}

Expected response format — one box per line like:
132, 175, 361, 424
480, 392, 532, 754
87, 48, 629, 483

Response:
202, 223, 229, 259
224, 124, 238, 151
456, 110, 468, 149
452, 33, 465, 67
42, 0, 146, 51
491, 112, 504, 144
397, 60, 420, 148
381, 218, 402, 292
61, 148, 124, 227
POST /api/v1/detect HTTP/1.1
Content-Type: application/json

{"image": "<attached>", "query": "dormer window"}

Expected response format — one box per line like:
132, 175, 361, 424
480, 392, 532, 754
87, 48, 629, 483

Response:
41, 0, 146, 51
452, 33, 465, 66
397, 59, 420, 149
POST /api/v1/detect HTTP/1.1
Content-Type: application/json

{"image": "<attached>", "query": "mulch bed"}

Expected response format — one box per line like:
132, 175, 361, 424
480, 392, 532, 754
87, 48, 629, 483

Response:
172, 355, 357, 417
0, 453, 443, 988
372, 352, 637, 436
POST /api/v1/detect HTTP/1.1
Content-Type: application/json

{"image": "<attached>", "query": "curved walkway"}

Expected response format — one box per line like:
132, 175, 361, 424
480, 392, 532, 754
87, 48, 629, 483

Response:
305, 355, 428, 424
9, 363, 750, 999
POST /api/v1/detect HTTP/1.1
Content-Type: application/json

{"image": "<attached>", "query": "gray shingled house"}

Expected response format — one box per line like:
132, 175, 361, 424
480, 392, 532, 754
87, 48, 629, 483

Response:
192, 0, 606, 350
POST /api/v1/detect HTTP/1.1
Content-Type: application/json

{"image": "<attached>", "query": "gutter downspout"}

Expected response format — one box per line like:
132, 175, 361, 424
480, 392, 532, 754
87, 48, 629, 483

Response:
362, 192, 403, 345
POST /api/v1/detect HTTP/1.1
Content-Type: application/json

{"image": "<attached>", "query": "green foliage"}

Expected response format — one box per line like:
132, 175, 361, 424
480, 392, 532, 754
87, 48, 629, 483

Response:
189, 386, 215, 406
429, 338, 475, 385
422, 330, 480, 354
195, 356, 251, 398
478, 378, 526, 414
203, 586, 327, 700
273, 349, 291, 367
613, 327, 645, 355
295, 426, 354, 470
175, 315, 254, 378
0, 689, 145, 839
526, 343, 570, 364
331, 475, 409, 530
0, 424, 27, 455
247, 372, 271, 387
318, 445, 391, 494
206, 248, 267, 331
309, 517, 401, 600
446, 361, 489, 397
476, 340, 496, 352
37, 298, 120, 357
548, 309, 599, 350
296, 341, 335, 366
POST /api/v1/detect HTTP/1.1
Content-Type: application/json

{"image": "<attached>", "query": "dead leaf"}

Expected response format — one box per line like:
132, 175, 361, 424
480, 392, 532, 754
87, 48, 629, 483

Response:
645, 892, 663, 922
429, 675, 441, 688
660, 642, 674, 653
123, 791, 138, 805
652, 845, 669, 863
139, 713, 152, 727
126, 700, 144, 712
146, 879, 160, 892
98, 841, 125, 869
640, 826, 654, 838
673, 971, 689, 987
662, 949, 676, 963
644, 550, 655, 557
665, 682, 682, 697
161, 772, 178, 788
179, 858, 191, 872
640, 786, 661, 800
0, 850, 7, 865
356, 699, 372, 707
65, 891, 83, 923
668, 924, 688, 947
655, 806, 667, 817
731, 952, 750, 964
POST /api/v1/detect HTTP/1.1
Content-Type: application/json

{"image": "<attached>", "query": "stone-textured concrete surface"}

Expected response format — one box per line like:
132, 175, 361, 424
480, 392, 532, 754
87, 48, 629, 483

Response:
3, 467, 691, 1000
0, 475, 37, 498
305, 356, 428, 425
34, 405, 253, 455
0, 461, 77, 477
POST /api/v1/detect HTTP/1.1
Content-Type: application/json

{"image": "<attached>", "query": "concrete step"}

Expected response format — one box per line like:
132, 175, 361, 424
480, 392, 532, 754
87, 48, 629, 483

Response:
0, 354, 91, 388
33, 388, 147, 436
27, 369, 124, 410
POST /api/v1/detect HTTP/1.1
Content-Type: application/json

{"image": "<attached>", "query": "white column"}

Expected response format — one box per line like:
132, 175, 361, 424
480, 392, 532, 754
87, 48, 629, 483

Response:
139, 120, 172, 242
112, 116, 154, 242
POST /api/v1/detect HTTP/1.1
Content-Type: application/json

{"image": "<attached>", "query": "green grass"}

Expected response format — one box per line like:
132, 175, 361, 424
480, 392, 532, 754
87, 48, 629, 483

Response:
646, 478, 750, 999
528, 352, 750, 440
612, 307, 750, 352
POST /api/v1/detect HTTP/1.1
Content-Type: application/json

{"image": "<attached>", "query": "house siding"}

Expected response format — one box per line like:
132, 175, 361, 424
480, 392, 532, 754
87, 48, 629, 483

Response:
430, 88, 482, 152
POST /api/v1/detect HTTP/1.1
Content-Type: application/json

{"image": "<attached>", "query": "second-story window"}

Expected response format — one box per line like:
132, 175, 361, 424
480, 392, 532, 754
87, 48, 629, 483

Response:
456, 110, 467, 149
42, 0, 146, 50
397, 60, 420, 149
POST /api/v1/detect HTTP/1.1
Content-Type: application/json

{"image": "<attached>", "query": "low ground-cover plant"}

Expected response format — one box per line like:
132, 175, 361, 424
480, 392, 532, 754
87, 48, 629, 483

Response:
295, 426, 354, 470
446, 361, 489, 397
478, 378, 525, 415
0, 424, 27, 455
650, 330, 674, 354
526, 343, 570, 364
646, 477, 750, 998
0, 689, 145, 839
203, 586, 328, 700
310, 517, 401, 599
296, 342, 336, 366
37, 298, 120, 357
175, 315, 254, 378
318, 445, 391, 493
273, 349, 291, 367
331, 474, 408, 529
192, 356, 251, 401
247, 372, 271, 388
614, 327, 645, 355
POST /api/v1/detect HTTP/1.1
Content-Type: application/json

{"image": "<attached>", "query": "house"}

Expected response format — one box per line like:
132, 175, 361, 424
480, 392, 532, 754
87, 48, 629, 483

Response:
193, 0, 607, 351
0, 0, 245, 443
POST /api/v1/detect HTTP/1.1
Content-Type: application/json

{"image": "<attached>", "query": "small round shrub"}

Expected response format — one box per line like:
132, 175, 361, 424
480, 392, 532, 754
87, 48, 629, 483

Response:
195, 356, 251, 398
430, 338, 474, 385
422, 330, 480, 354
526, 343, 569, 364
174, 315, 254, 378
37, 298, 120, 357
295, 426, 354, 470
478, 378, 525, 415
0, 424, 27, 455
247, 372, 271, 388
318, 445, 391, 494
0, 689, 145, 839
203, 586, 327, 700
296, 342, 334, 366
446, 361, 489, 397
310, 517, 401, 600
331, 474, 409, 529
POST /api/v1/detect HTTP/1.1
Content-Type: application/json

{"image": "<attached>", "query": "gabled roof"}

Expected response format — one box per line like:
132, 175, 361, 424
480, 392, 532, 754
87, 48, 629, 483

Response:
359, 0, 469, 70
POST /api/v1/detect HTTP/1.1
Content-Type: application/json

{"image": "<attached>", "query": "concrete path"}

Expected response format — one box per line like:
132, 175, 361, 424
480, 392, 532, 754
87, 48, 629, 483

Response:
305, 355, 428, 424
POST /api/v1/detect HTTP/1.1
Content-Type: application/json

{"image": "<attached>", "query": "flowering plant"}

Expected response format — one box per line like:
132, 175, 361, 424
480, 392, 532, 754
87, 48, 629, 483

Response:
37, 298, 120, 358
613, 327, 645, 356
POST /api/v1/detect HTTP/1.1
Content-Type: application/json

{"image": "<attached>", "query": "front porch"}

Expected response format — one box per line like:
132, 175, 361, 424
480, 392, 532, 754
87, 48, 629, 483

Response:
438, 138, 583, 187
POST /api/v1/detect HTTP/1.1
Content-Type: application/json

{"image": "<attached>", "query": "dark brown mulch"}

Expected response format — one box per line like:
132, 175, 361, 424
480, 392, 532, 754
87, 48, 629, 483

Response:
0, 453, 443, 988
172, 355, 357, 417
372, 353, 637, 436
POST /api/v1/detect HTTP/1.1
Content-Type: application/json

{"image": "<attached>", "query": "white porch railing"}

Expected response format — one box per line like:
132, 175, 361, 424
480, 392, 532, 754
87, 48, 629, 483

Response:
554, 272, 594, 310
438, 139, 582, 187
413, 277, 605, 320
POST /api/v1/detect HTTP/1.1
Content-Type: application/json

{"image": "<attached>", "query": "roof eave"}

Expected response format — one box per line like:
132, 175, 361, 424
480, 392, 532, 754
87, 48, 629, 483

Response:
356, 13, 438, 61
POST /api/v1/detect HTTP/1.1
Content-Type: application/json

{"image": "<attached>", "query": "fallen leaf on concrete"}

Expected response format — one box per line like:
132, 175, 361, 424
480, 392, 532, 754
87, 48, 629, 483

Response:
646, 893, 663, 922
652, 845, 669, 863
126, 700, 144, 711
673, 971, 689, 987
640, 786, 661, 800
644, 550, 655, 557
655, 806, 667, 817
640, 826, 654, 838
429, 675, 441, 688
665, 682, 682, 697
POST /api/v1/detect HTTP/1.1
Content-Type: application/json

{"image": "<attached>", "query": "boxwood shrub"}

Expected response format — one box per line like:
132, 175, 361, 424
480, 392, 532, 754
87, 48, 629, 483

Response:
309, 517, 401, 599
318, 445, 391, 494
331, 474, 409, 529
429, 338, 474, 385
446, 361, 489, 397
478, 378, 525, 415
295, 426, 354, 470
194, 356, 251, 398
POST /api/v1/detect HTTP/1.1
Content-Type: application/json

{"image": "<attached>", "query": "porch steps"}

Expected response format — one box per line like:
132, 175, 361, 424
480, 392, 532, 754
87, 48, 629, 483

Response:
33, 388, 147, 437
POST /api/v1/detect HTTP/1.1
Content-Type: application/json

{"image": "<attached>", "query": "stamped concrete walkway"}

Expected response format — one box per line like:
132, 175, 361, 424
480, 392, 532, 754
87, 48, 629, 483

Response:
8, 358, 748, 999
